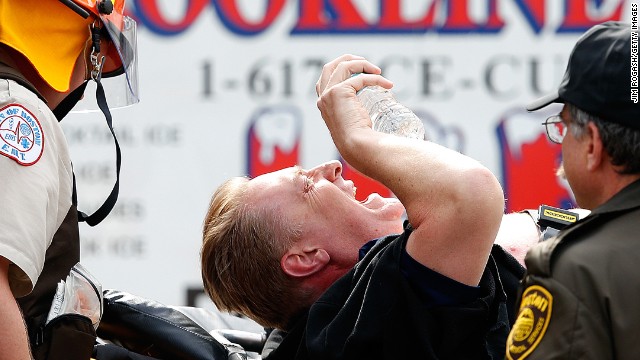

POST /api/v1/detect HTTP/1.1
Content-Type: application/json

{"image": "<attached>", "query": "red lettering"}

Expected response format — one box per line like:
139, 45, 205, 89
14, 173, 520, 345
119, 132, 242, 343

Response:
295, 0, 368, 31
213, 0, 286, 34
513, 0, 545, 33
131, 0, 629, 36
378, 0, 438, 30
135, 0, 209, 35
441, 0, 504, 32
560, 0, 625, 31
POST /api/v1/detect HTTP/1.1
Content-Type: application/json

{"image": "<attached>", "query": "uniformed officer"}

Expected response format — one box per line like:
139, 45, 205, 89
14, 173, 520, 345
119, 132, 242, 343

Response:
506, 21, 640, 360
0, 1, 138, 358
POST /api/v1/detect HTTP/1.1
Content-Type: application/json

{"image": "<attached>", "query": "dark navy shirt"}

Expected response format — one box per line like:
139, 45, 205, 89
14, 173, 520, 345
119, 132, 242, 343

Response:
359, 236, 481, 307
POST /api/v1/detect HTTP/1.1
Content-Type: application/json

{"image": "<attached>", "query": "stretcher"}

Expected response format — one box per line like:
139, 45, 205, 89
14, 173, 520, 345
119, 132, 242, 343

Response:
93, 289, 267, 360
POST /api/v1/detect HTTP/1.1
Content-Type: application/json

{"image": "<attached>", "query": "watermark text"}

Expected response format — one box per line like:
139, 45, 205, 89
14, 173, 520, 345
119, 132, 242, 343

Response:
632, 3, 638, 103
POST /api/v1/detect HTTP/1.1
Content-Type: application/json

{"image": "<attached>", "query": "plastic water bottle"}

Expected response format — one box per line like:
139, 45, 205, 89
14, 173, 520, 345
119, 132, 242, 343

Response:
357, 85, 425, 140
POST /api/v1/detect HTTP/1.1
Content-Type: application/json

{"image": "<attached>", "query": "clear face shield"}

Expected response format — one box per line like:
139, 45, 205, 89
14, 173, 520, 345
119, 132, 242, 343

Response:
72, 14, 139, 112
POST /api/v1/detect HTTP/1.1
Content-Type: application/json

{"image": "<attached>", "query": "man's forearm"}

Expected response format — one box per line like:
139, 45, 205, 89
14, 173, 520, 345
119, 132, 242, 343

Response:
340, 124, 505, 285
339, 130, 486, 215
0, 259, 32, 359
0, 306, 32, 360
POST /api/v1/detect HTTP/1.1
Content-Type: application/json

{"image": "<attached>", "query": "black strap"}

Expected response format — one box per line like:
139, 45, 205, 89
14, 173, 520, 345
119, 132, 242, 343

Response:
53, 81, 88, 121
77, 80, 121, 226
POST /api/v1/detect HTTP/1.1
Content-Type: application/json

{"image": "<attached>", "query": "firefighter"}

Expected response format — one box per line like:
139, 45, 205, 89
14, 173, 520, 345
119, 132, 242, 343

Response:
0, 0, 138, 358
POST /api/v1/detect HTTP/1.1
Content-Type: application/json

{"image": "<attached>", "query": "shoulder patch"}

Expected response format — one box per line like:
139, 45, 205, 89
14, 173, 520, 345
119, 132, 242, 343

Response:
506, 285, 553, 360
0, 104, 44, 166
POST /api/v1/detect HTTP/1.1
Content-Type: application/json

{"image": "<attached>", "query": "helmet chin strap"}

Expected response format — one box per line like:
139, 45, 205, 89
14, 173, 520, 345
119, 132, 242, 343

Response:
54, 23, 122, 227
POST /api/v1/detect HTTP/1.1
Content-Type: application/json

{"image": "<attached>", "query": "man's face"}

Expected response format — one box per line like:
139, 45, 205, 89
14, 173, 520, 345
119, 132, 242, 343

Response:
245, 160, 405, 260
557, 105, 592, 208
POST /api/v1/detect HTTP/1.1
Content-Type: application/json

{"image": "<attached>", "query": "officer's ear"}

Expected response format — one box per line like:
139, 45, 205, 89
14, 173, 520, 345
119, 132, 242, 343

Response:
585, 122, 604, 171
281, 246, 330, 278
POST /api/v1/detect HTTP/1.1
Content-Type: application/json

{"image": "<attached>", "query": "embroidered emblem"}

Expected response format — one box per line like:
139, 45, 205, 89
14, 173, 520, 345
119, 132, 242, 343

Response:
506, 285, 553, 360
0, 104, 44, 166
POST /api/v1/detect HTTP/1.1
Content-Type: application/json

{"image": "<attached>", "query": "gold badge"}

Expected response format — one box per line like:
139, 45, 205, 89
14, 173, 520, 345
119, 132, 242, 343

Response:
506, 285, 553, 360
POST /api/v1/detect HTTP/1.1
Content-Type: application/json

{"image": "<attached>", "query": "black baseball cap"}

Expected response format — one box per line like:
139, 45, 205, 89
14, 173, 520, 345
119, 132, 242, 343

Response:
527, 21, 639, 130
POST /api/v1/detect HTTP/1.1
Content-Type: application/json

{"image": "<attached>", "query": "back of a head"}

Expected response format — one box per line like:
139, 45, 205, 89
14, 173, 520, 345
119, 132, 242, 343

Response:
563, 22, 640, 174
527, 21, 640, 173
201, 177, 310, 330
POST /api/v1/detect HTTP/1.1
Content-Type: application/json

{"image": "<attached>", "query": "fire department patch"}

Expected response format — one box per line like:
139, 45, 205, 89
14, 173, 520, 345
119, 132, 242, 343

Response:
0, 104, 44, 166
506, 285, 553, 360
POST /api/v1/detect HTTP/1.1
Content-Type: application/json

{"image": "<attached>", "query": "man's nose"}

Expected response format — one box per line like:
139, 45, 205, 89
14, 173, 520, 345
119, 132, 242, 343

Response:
318, 160, 342, 181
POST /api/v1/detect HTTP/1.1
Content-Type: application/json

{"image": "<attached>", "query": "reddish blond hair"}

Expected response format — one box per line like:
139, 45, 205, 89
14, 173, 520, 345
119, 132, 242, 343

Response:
201, 177, 311, 329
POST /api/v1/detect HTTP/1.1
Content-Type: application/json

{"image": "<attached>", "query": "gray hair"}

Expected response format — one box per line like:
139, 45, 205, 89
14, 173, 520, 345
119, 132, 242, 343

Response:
567, 103, 640, 174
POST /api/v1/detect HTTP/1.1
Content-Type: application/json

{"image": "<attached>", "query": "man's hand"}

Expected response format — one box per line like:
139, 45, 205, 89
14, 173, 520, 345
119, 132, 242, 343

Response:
315, 54, 393, 151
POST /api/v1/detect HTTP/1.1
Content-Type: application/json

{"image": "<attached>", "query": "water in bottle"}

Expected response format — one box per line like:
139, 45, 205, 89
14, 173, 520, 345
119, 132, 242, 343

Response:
356, 85, 425, 140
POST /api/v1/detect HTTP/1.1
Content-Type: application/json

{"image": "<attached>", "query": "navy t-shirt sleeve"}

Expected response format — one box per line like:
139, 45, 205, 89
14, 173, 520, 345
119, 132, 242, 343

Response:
359, 234, 480, 307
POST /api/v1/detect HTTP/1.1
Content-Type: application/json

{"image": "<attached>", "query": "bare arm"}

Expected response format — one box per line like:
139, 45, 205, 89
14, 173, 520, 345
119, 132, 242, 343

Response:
0, 257, 32, 359
495, 208, 592, 266
316, 55, 505, 286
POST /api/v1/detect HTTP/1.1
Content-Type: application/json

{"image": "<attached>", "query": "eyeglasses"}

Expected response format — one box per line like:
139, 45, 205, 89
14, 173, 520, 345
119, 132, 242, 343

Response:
542, 115, 567, 144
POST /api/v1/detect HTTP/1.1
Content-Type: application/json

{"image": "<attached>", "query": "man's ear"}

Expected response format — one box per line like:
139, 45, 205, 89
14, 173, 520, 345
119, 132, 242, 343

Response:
586, 122, 604, 171
281, 247, 330, 278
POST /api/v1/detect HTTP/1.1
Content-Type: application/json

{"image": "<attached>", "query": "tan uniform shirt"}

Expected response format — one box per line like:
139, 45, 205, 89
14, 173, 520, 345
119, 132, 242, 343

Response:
0, 78, 73, 296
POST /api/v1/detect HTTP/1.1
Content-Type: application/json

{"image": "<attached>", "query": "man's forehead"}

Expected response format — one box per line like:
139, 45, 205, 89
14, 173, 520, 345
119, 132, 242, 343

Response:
252, 166, 297, 182
247, 166, 297, 196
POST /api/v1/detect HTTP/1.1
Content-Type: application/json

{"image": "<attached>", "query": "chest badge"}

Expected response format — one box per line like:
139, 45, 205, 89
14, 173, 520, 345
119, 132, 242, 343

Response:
0, 104, 44, 166
506, 285, 553, 360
